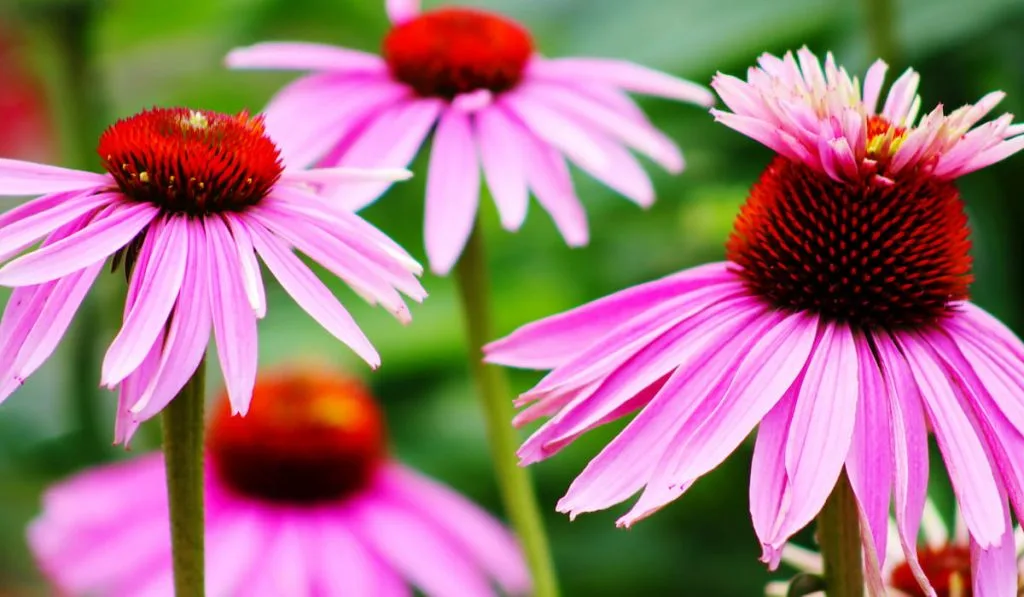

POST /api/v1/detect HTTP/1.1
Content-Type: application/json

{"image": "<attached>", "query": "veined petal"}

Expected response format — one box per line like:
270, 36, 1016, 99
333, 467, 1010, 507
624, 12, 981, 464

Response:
226, 42, 386, 73
530, 58, 715, 106
476, 106, 529, 231
424, 109, 481, 275
0, 158, 109, 196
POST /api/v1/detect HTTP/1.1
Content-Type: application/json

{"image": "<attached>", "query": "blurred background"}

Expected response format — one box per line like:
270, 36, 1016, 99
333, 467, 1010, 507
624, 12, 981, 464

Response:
1, 0, 1023, 594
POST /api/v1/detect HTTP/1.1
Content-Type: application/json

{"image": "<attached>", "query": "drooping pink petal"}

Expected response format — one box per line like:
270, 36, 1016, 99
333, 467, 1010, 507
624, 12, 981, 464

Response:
244, 216, 380, 367
845, 330, 894, 574
0, 190, 114, 263
312, 512, 388, 597
970, 508, 1018, 597
424, 108, 480, 275
206, 215, 259, 416
114, 328, 163, 445
529, 58, 715, 106
379, 464, 531, 595
0, 201, 158, 286
225, 42, 387, 74
476, 106, 529, 230
102, 216, 188, 386
0, 158, 110, 196
521, 128, 589, 246
222, 214, 266, 318
386, 0, 421, 24
750, 380, 798, 568
486, 262, 735, 369
621, 310, 819, 525
502, 92, 608, 175
899, 332, 1006, 548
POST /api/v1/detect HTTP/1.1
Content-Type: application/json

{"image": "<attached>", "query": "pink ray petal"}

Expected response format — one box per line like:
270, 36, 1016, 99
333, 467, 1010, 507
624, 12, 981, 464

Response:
750, 379, 798, 567
424, 108, 481, 275
0, 158, 110, 196
502, 92, 608, 174
862, 60, 889, 114
0, 190, 114, 263
0, 201, 158, 286
529, 58, 715, 106
520, 127, 589, 246
102, 216, 188, 386
244, 216, 380, 367
312, 512, 382, 597
386, 0, 420, 24
206, 215, 259, 416
114, 328, 163, 446
971, 507, 1018, 597
476, 106, 529, 231
226, 42, 386, 73
222, 214, 266, 318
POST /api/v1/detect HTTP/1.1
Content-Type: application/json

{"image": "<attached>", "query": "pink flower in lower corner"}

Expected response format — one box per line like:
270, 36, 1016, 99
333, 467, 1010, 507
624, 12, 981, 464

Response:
0, 107, 424, 443
226, 0, 714, 274
30, 370, 529, 597
485, 49, 1024, 597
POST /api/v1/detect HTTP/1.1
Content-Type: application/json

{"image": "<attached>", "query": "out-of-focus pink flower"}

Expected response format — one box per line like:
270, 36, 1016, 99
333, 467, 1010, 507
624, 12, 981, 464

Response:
0, 107, 424, 441
0, 27, 54, 161
226, 0, 714, 274
485, 49, 1024, 596
712, 47, 1024, 184
30, 370, 529, 596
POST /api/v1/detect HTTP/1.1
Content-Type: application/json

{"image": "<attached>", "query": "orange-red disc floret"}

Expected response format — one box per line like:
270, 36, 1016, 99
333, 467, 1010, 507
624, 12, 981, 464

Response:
889, 545, 974, 596
383, 7, 534, 99
97, 107, 283, 215
726, 156, 972, 329
207, 370, 387, 504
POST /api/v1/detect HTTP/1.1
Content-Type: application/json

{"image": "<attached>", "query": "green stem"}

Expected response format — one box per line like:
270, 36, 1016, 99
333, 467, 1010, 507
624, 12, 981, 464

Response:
161, 358, 207, 597
863, 0, 900, 66
454, 221, 561, 597
818, 472, 864, 597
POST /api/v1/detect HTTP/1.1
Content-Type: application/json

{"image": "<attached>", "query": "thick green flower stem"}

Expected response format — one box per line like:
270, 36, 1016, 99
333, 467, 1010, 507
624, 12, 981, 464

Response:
818, 472, 864, 597
161, 358, 207, 597
454, 222, 561, 597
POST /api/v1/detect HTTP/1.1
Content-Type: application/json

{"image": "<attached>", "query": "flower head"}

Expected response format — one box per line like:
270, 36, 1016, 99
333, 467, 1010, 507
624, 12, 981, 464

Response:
711, 47, 1024, 184
226, 0, 714, 274
29, 369, 529, 596
485, 50, 1024, 596
0, 106, 424, 442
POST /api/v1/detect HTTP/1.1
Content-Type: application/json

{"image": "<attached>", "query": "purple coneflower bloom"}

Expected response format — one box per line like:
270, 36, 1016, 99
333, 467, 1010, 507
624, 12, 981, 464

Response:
0, 107, 424, 442
485, 48, 1024, 595
29, 370, 529, 597
226, 0, 714, 274
766, 500, 1024, 596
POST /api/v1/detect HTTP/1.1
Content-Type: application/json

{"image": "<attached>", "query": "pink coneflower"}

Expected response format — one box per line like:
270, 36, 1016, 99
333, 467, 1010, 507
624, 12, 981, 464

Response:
226, 0, 715, 274
766, 501, 1024, 596
485, 48, 1024, 595
29, 370, 529, 597
0, 107, 424, 441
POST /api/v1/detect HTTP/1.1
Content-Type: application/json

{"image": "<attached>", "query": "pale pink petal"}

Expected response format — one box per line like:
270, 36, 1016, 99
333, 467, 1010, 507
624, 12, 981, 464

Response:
332, 98, 443, 211
750, 382, 797, 567
502, 92, 608, 175
971, 503, 1018, 597
424, 109, 480, 275
264, 516, 312, 595
529, 58, 715, 106
313, 512, 385, 597
244, 217, 380, 367
380, 464, 530, 595
521, 128, 588, 246
0, 190, 114, 263
845, 330, 893, 573
621, 310, 819, 525
485, 262, 734, 369
386, 0, 421, 24
0, 158, 109, 196
899, 332, 1006, 547
475, 106, 529, 231
206, 215, 258, 416
0, 202, 158, 286
862, 60, 889, 114
102, 216, 188, 386
114, 328, 163, 445
222, 214, 266, 318
226, 42, 386, 73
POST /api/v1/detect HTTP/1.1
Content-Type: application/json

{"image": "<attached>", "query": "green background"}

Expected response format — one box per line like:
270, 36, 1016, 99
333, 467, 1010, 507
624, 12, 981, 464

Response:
1, 0, 1023, 594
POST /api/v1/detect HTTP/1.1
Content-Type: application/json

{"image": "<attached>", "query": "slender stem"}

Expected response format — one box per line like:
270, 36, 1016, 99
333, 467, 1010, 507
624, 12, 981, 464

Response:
818, 472, 864, 597
454, 221, 561, 597
863, 0, 900, 66
161, 358, 207, 597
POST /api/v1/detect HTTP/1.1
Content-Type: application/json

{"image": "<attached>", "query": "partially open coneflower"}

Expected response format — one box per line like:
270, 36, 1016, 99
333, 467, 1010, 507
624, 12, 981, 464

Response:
28, 369, 530, 596
226, 0, 714, 274
766, 501, 1024, 596
484, 48, 1024, 595
0, 107, 424, 441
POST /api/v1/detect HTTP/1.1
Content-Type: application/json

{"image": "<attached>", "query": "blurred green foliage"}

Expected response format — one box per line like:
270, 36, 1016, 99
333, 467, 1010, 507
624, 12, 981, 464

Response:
1, 0, 1024, 594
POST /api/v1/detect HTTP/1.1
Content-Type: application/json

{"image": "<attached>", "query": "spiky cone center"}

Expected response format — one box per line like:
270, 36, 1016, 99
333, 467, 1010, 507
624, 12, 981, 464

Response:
383, 7, 534, 99
207, 371, 387, 504
97, 107, 283, 215
889, 545, 975, 597
726, 145, 972, 330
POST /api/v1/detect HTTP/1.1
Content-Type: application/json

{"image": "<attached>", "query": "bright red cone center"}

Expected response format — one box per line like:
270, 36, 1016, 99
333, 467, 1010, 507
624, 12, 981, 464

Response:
726, 155, 972, 329
97, 107, 283, 215
207, 371, 387, 504
889, 546, 974, 596
383, 7, 534, 99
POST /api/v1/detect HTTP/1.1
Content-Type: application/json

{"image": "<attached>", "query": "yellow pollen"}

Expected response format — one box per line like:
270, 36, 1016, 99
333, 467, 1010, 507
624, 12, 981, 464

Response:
139, 172, 150, 183
178, 110, 210, 131
866, 126, 909, 160
948, 572, 965, 597
310, 394, 371, 432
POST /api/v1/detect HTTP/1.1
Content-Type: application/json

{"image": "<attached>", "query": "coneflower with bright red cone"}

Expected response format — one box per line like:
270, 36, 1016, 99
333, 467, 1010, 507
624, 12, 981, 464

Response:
0, 107, 424, 439
485, 48, 1024, 596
